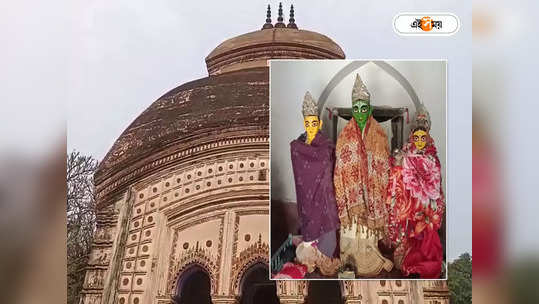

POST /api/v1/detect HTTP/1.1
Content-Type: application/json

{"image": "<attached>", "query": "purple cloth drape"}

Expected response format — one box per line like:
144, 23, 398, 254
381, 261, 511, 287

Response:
290, 132, 340, 243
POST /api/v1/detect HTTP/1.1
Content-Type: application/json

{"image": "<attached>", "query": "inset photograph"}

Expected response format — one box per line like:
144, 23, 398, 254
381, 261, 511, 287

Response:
270, 60, 447, 279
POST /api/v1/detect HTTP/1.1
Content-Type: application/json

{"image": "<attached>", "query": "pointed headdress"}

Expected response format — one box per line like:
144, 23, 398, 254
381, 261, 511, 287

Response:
351, 74, 370, 102
302, 91, 318, 117
413, 104, 431, 131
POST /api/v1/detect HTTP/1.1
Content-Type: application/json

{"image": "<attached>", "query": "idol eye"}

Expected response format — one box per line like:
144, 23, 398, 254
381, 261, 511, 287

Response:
353, 106, 359, 112
360, 106, 368, 113
304, 121, 309, 127
413, 136, 419, 141
421, 136, 426, 141
312, 121, 318, 127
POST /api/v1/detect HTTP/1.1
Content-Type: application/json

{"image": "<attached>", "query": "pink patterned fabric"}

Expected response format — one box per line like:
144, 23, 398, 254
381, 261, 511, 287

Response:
402, 143, 441, 206
398, 141, 445, 278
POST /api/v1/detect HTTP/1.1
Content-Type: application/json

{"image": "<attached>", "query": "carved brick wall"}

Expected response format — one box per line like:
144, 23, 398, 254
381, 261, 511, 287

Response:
80, 203, 120, 304
82, 142, 270, 304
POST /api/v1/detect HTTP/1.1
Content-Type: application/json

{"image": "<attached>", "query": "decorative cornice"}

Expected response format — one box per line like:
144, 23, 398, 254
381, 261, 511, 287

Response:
206, 43, 344, 75
165, 195, 268, 227
96, 135, 269, 209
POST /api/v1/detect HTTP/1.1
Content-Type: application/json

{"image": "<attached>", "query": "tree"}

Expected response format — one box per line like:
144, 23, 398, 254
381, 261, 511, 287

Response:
447, 253, 472, 304
509, 257, 539, 303
67, 150, 98, 304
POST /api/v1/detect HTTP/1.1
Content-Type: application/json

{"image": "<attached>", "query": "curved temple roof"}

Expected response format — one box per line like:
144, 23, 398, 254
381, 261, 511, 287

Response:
96, 67, 269, 185
206, 28, 345, 75
96, 15, 345, 204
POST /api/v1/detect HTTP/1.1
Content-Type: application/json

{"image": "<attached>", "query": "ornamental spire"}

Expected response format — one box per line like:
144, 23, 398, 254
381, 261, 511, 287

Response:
287, 4, 298, 29
262, 4, 273, 29
275, 2, 286, 28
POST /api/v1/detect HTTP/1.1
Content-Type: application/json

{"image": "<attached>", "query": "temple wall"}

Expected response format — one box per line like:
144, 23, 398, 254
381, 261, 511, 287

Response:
236, 214, 269, 254
80, 143, 271, 304
357, 280, 414, 304
274, 279, 449, 304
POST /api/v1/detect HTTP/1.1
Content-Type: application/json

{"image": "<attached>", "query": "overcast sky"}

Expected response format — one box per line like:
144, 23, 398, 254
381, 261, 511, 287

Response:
1, 0, 471, 260
63, 0, 470, 162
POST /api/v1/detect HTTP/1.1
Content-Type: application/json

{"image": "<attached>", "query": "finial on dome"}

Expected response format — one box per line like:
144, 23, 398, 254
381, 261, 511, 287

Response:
275, 2, 286, 28
262, 4, 273, 29
287, 4, 298, 29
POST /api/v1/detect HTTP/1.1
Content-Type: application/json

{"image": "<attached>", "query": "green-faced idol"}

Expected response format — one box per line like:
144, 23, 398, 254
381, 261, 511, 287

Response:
351, 74, 372, 131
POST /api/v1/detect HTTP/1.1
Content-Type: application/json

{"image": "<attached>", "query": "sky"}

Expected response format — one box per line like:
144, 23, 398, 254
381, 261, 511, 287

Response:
1, 0, 471, 261
64, 0, 471, 164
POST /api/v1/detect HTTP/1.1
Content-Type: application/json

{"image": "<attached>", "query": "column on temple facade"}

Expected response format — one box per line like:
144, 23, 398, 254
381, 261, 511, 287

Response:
79, 191, 132, 304
277, 280, 308, 304
422, 280, 450, 304
212, 294, 239, 304
147, 205, 173, 302
341, 280, 362, 304
218, 210, 237, 298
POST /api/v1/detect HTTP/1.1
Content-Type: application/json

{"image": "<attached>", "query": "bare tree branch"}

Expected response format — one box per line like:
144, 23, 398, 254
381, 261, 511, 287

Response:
66, 150, 97, 304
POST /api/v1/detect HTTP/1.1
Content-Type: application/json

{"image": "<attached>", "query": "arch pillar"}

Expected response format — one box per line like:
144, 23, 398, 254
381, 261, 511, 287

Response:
212, 294, 239, 304
276, 281, 307, 304
342, 281, 362, 304
343, 296, 362, 304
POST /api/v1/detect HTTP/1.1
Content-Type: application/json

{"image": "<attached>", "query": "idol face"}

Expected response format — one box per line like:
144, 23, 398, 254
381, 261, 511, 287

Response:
413, 129, 428, 150
352, 99, 371, 131
303, 115, 322, 144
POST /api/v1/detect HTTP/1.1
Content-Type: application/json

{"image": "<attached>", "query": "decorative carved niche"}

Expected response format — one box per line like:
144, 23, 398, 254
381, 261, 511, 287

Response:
258, 169, 267, 181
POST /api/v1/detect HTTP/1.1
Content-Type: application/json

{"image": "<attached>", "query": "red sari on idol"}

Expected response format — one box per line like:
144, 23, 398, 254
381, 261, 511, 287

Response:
399, 141, 445, 278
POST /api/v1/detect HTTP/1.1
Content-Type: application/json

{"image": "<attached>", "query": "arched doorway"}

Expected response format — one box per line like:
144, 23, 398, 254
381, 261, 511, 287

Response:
239, 263, 279, 304
174, 265, 212, 304
306, 280, 343, 304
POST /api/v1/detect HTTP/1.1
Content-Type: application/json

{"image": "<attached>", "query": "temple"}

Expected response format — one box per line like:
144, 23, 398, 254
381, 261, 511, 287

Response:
79, 4, 449, 304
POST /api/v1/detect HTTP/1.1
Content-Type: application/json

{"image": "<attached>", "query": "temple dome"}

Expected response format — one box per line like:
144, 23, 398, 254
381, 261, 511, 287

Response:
95, 21, 345, 205
205, 27, 345, 75
95, 68, 269, 201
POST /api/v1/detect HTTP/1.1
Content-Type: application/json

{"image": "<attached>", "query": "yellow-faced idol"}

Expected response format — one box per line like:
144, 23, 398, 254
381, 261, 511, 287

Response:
304, 115, 322, 144
302, 91, 322, 144
413, 129, 428, 150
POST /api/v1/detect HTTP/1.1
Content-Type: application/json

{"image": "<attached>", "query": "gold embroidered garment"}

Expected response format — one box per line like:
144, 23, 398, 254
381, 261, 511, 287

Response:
334, 116, 390, 230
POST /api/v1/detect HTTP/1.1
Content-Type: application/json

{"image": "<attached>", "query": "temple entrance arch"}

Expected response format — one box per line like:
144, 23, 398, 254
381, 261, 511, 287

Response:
306, 280, 343, 304
239, 263, 279, 304
173, 265, 212, 304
